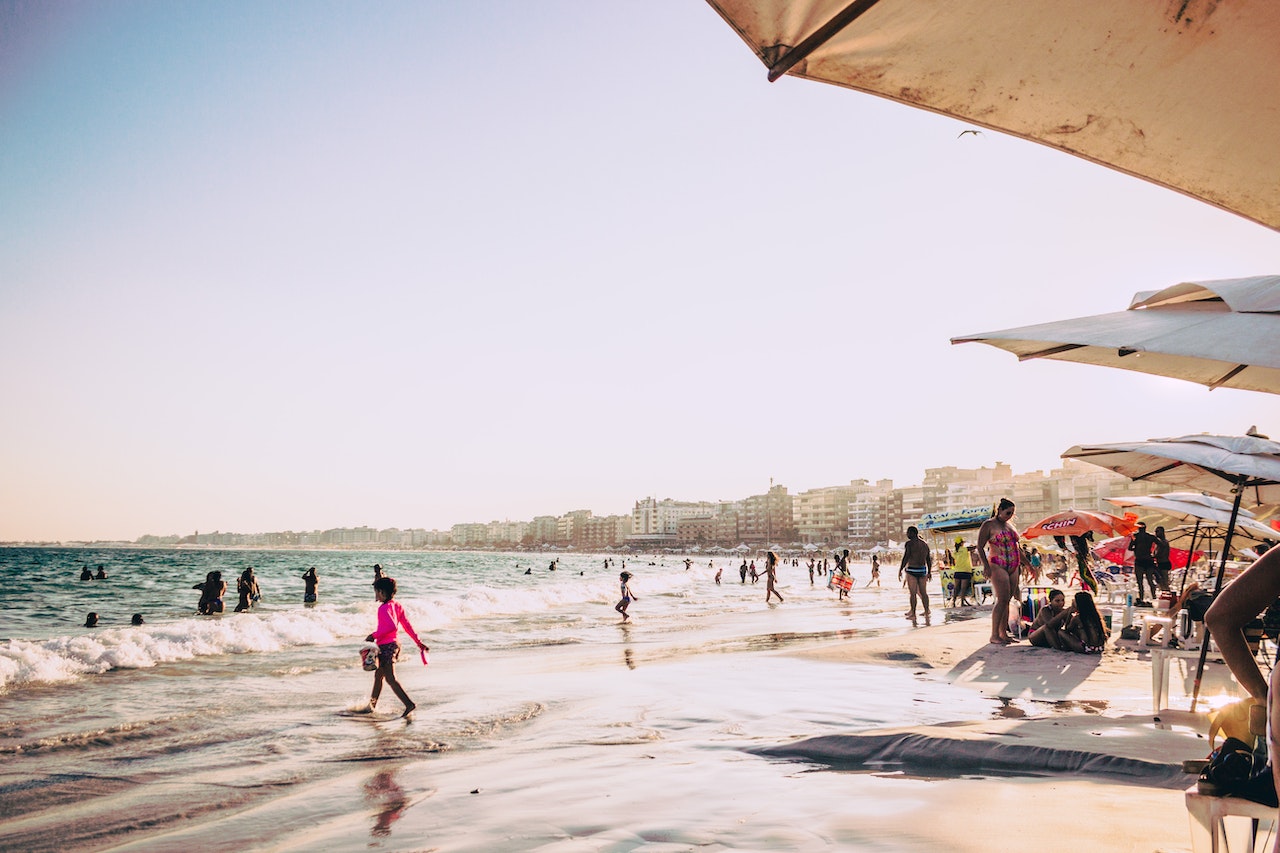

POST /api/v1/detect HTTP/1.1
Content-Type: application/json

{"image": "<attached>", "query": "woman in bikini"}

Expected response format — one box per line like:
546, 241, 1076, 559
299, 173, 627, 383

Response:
978, 498, 1023, 644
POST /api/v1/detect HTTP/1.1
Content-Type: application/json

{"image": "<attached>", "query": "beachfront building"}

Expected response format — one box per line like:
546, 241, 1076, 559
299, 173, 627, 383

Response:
630, 498, 720, 538
526, 516, 559, 546
793, 480, 882, 544
847, 483, 895, 547
485, 520, 529, 546
713, 508, 740, 543
578, 514, 631, 550
739, 485, 795, 544
557, 510, 593, 546
676, 515, 717, 545
451, 523, 490, 547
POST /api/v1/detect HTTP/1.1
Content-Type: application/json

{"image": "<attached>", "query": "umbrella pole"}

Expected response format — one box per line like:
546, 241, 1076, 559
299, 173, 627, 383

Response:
1177, 519, 1203, 597
1190, 479, 1247, 712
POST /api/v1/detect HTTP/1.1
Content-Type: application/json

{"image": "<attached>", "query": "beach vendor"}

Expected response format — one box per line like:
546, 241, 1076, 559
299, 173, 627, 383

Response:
899, 526, 933, 621
979, 498, 1023, 645
951, 536, 974, 607
362, 576, 428, 718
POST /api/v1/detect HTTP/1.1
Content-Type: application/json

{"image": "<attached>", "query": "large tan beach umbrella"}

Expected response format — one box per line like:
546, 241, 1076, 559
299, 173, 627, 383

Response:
703, 0, 1280, 231
1063, 431, 1280, 709
950, 277, 1280, 394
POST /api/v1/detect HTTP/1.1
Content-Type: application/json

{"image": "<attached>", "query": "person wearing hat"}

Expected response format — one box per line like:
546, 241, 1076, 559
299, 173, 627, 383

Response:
951, 535, 975, 607
1128, 521, 1158, 606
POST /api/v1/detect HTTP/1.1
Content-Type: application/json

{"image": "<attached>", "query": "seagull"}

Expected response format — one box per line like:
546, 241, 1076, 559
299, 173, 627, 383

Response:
957, 129, 983, 138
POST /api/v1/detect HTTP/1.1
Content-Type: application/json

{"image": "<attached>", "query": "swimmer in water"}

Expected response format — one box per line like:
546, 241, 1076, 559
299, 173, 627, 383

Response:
85, 612, 98, 627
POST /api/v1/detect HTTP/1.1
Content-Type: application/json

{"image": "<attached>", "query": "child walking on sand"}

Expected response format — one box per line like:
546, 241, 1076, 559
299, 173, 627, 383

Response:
363, 576, 429, 718
615, 571, 637, 621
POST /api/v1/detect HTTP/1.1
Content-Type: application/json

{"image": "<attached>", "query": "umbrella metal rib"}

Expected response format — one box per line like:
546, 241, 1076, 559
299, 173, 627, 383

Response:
766, 0, 884, 82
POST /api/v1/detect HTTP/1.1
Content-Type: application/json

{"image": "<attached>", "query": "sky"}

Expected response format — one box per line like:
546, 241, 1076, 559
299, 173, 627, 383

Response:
2, 1, 1278, 542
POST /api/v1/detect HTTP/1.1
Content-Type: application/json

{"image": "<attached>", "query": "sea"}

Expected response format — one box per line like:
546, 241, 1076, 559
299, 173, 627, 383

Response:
0, 547, 1004, 852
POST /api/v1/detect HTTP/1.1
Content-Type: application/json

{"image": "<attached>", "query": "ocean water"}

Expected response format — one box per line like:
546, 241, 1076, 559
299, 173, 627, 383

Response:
0, 547, 999, 852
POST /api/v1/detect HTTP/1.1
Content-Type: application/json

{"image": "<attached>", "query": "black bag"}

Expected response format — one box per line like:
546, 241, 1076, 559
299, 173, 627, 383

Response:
1198, 737, 1255, 797
1186, 590, 1215, 622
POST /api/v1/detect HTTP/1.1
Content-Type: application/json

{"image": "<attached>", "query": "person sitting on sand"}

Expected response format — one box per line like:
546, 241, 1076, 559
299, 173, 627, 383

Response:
361, 576, 429, 719
1027, 589, 1085, 653
615, 571, 638, 621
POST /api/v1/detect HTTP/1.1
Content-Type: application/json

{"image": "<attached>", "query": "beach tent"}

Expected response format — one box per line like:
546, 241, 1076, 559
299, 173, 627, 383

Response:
952, 277, 1280, 395
702, 1, 1280, 232
918, 506, 990, 535
919, 507, 992, 607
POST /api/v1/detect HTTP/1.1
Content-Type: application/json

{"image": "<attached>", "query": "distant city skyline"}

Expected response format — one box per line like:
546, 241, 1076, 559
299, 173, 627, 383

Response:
13, 455, 1167, 548
4, 4, 1277, 543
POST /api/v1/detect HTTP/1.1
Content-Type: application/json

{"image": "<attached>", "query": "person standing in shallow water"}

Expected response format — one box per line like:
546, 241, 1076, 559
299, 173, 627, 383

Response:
898, 527, 932, 621
362, 576, 428, 718
979, 498, 1023, 644
302, 567, 318, 603
195, 571, 226, 614
763, 551, 784, 603
235, 567, 260, 612
615, 571, 637, 621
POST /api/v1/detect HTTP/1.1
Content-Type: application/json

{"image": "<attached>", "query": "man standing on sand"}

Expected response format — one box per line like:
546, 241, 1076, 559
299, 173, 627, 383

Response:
899, 526, 933, 621
740, 560, 748, 583
1128, 521, 1158, 605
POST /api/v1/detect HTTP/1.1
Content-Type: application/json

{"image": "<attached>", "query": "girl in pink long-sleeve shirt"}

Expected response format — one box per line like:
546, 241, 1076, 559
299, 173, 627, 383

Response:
364, 576, 428, 718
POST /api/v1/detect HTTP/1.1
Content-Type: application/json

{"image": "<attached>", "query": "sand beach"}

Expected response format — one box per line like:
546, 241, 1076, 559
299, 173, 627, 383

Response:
0, 549, 1253, 852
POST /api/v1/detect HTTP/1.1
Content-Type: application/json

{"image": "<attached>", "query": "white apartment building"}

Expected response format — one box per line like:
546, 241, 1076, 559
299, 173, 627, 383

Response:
630, 497, 720, 538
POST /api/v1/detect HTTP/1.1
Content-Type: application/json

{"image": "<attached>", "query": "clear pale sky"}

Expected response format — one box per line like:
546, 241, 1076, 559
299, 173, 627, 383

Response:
2, 2, 1277, 542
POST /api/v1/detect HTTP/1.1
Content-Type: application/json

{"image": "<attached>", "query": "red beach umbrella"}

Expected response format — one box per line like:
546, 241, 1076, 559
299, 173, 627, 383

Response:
1091, 534, 1199, 569
1021, 509, 1138, 540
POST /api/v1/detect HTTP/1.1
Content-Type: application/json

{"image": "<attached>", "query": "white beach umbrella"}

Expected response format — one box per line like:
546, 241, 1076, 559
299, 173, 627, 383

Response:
1064, 430, 1280, 708
703, 1, 1280, 231
952, 277, 1280, 394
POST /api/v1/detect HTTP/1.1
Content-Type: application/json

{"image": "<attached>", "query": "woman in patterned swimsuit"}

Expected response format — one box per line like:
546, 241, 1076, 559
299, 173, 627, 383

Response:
978, 498, 1023, 645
